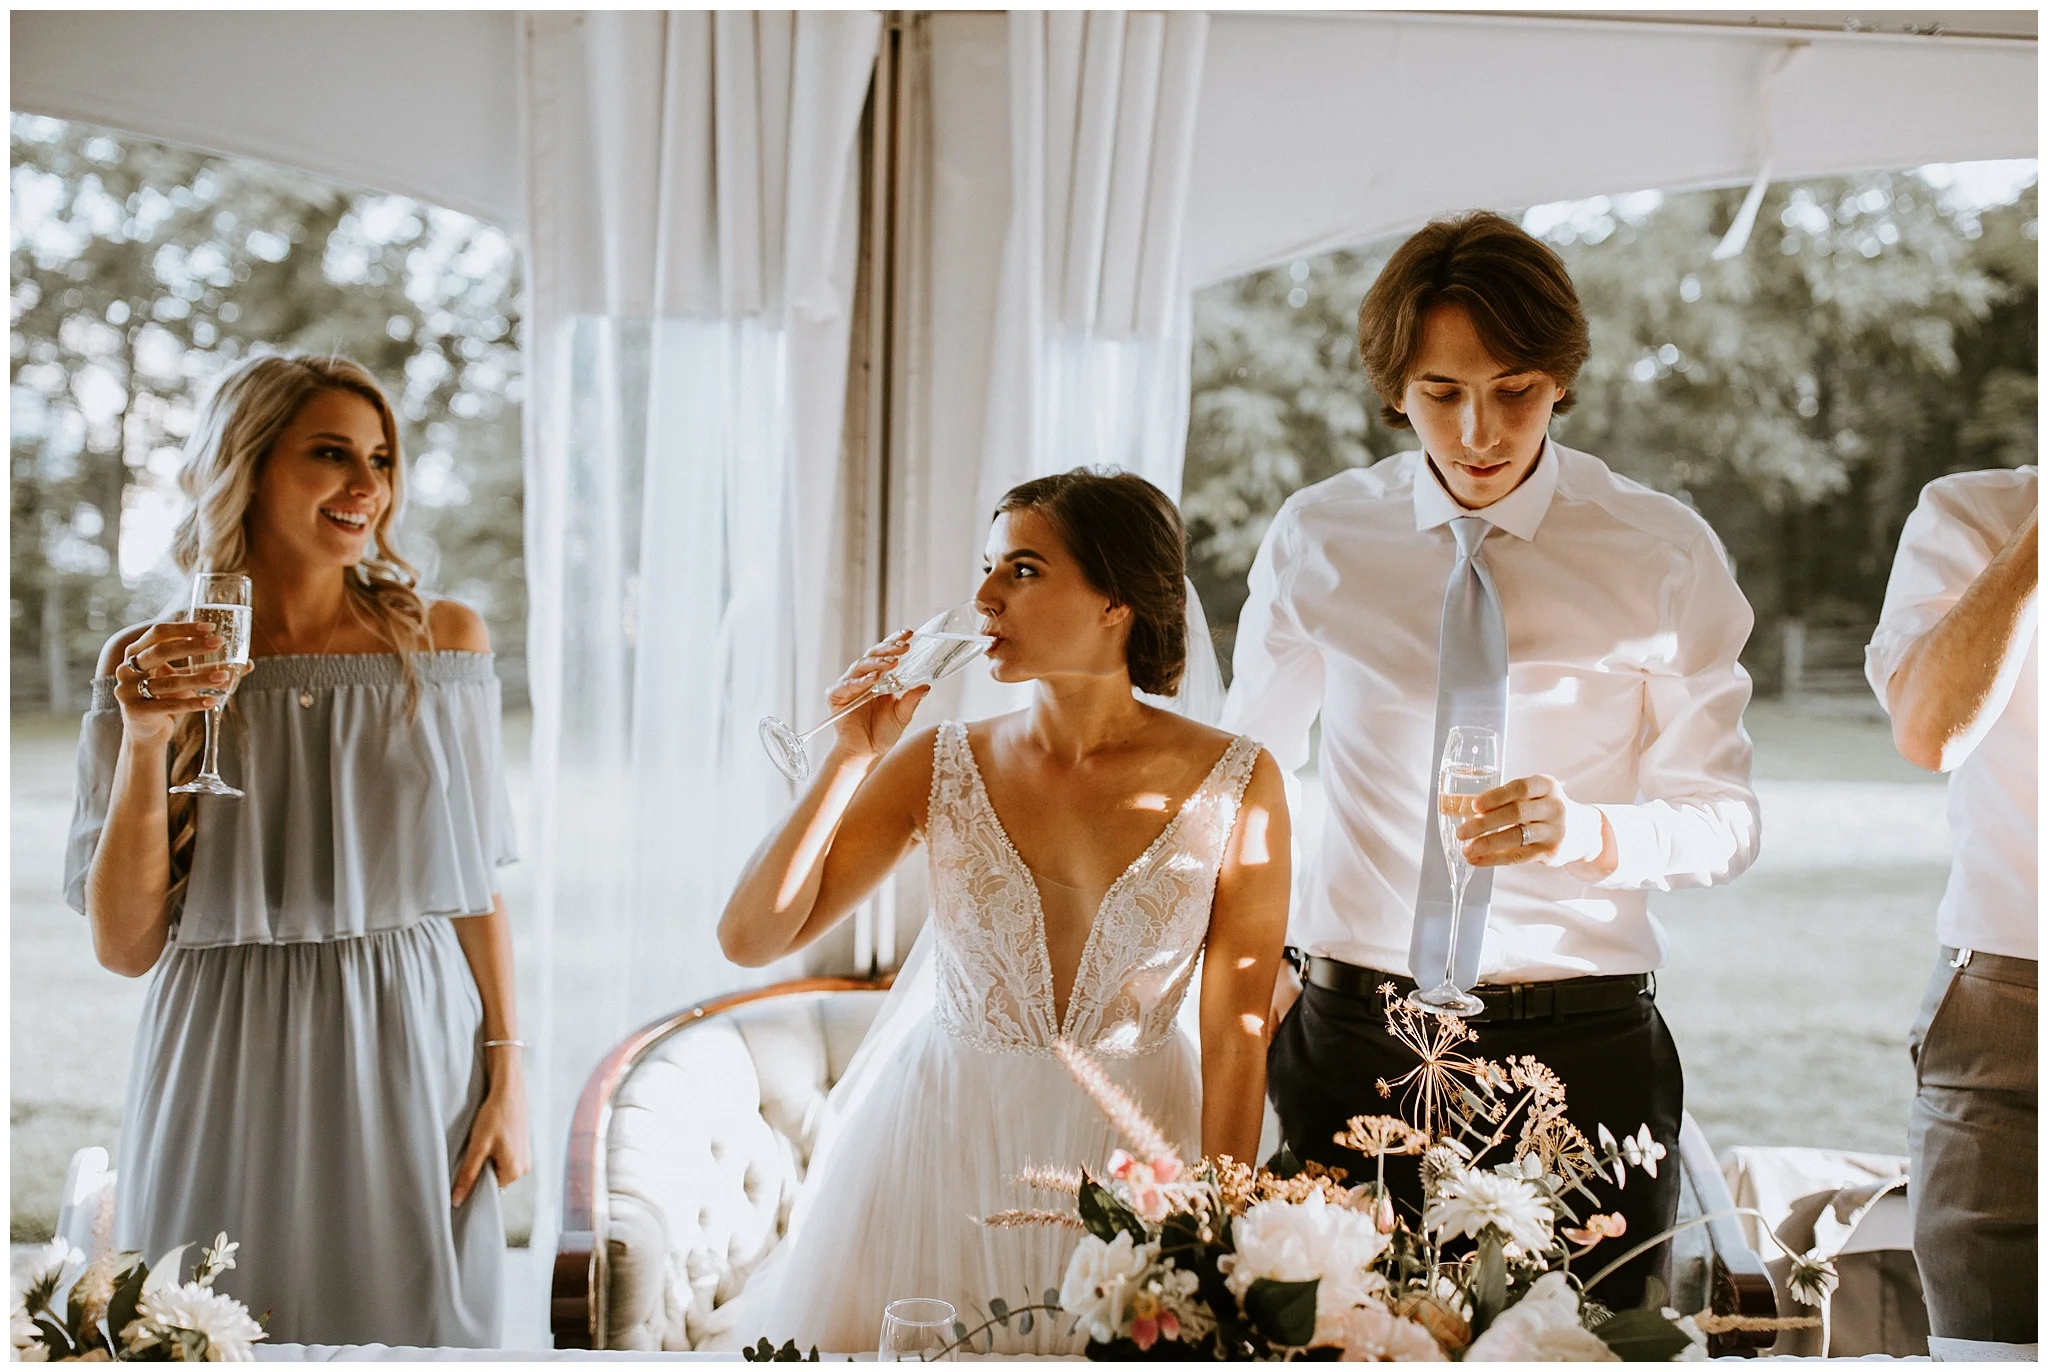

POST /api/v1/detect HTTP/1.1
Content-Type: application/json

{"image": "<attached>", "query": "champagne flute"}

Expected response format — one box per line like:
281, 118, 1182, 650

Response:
169, 572, 253, 799
1409, 724, 1500, 1017
878, 1298, 959, 1362
759, 601, 994, 784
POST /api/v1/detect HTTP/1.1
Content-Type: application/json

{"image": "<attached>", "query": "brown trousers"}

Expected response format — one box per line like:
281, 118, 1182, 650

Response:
1908, 947, 2037, 1343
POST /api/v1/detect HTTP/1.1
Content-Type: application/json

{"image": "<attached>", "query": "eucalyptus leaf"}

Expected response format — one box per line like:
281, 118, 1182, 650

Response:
1044, 1288, 1062, 1311
1019, 1311, 1034, 1335
1243, 1277, 1319, 1348
990, 1296, 1011, 1326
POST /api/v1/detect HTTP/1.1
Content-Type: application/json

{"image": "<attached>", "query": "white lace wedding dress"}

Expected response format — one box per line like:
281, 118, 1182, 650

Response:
720, 720, 1261, 1355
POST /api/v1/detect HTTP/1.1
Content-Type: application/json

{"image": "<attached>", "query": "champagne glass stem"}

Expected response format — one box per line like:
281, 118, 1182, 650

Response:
794, 683, 887, 745
1439, 877, 1466, 990
200, 704, 224, 782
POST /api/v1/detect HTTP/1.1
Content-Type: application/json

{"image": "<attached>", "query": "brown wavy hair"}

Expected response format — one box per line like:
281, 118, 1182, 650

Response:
1358, 210, 1590, 430
994, 468, 1188, 696
162, 353, 428, 916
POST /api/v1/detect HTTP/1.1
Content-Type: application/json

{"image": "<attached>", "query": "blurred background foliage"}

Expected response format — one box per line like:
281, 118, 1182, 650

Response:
1185, 170, 2038, 691
10, 114, 525, 711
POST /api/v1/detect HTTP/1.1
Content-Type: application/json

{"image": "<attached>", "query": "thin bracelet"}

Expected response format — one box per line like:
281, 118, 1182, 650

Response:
482, 1038, 528, 1050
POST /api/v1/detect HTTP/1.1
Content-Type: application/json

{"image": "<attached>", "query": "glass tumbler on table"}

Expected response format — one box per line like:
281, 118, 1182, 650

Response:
878, 1297, 959, 1361
759, 602, 994, 784
169, 571, 253, 799
1408, 724, 1501, 1017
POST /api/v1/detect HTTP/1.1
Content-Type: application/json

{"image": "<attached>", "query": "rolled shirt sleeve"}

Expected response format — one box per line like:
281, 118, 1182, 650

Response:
1864, 478, 2028, 761
63, 682, 127, 915
1589, 526, 1761, 892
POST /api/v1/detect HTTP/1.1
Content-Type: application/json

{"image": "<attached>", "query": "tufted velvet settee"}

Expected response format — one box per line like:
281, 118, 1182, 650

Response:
550, 976, 890, 1351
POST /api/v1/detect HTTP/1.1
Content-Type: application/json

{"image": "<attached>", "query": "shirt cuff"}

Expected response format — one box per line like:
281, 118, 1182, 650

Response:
1585, 803, 1664, 889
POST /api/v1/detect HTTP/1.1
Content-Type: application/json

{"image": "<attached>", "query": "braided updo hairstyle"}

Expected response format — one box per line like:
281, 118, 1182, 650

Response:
994, 467, 1189, 696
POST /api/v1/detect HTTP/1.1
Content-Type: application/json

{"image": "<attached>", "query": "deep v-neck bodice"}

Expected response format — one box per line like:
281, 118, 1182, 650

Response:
922, 721, 1260, 1058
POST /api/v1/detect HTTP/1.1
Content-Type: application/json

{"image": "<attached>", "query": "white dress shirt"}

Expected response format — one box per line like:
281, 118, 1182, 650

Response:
1223, 440, 1761, 982
1865, 466, 2038, 961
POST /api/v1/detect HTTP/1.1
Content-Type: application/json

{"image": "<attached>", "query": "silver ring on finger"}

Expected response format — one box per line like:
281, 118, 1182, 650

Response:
137, 674, 158, 701
124, 652, 146, 679
1520, 822, 1534, 847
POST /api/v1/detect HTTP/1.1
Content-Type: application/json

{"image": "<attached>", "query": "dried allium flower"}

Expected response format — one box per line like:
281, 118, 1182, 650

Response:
1335, 1115, 1431, 1158
1785, 1250, 1839, 1308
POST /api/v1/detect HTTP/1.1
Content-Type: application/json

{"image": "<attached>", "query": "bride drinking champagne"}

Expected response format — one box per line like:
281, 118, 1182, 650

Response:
717, 469, 1290, 1354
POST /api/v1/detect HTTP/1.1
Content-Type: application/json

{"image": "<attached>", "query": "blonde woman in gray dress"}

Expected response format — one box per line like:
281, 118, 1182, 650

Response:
65, 353, 527, 1346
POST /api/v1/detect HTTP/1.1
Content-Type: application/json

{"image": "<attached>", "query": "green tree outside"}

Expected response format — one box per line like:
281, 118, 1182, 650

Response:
10, 115, 526, 711
1183, 172, 2038, 689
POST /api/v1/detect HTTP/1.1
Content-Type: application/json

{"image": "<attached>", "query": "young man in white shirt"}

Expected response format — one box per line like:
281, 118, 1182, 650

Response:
1225, 211, 1759, 1306
1866, 467, 2036, 1343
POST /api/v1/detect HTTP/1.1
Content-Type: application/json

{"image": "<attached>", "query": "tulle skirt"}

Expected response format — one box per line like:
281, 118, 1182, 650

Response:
713, 1016, 1200, 1356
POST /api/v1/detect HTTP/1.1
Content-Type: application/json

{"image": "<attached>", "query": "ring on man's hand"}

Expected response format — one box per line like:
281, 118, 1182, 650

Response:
137, 675, 158, 701
1520, 822, 1534, 847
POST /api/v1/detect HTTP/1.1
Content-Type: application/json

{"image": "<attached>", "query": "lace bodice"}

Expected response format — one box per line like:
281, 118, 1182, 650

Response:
922, 721, 1261, 1058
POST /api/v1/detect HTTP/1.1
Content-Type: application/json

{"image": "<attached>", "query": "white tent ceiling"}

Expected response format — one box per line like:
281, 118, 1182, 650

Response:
1186, 9, 2038, 283
11, 9, 2034, 265
10, 10, 522, 227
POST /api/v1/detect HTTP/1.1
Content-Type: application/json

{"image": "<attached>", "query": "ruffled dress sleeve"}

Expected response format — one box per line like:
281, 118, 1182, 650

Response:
62, 678, 127, 915
176, 652, 520, 947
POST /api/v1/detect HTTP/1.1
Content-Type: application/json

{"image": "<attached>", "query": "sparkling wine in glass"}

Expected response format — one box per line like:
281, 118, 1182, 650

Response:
878, 1297, 959, 1362
1409, 724, 1501, 1017
759, 602, 993, 784
169, 572, 253, 799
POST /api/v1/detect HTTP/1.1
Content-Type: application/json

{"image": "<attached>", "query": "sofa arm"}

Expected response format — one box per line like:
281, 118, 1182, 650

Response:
552, 975, 889, 1350
1678, 1113, 1777, 1356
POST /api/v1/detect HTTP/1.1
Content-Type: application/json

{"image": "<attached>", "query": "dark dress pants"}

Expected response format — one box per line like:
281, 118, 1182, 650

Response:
1268, 978, 1685, 1310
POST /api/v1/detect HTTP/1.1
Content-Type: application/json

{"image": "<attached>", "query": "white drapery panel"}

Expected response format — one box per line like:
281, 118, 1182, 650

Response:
978, 11, 1209, 515
959, 11, 1208, 719
519, 8, 880, 1257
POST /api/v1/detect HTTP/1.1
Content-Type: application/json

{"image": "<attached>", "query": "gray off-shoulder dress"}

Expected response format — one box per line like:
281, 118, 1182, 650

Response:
63, 651, 518, 1347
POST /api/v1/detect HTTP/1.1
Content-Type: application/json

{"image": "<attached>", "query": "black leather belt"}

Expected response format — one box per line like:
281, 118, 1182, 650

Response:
1304, 954, 1652, 1023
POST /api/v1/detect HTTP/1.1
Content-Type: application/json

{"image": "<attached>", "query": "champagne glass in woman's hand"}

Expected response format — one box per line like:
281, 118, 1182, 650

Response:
168, 572, 253, 798
759, 602, 994, 783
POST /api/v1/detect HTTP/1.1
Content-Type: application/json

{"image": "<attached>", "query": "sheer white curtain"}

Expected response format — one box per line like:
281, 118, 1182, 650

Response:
959, 10, 1209, 719
518, 8, 880, 1257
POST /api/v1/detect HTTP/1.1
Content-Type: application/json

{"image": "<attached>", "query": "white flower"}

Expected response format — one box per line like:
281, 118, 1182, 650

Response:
1620, 1125, 1666, 1179
1314, 1299, 1447, 1362
1423, 1169, 1555, 1253
1058, 1232, 1157, 1344
125, 1282, 266, 1362
1464, 1272, 1618, 1362
1225, 1191, 1392, 1321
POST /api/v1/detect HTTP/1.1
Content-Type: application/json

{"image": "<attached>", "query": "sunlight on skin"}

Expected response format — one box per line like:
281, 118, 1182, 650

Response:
1128, 792, 1169, 812
774, 768, 868, 912
1238, 1012, 1266, 1036
1237, 804, 1272, 866
1232, 955, 1258, 970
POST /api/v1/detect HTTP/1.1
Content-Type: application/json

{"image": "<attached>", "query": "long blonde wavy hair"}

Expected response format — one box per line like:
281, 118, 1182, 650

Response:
163, 352, 430, 915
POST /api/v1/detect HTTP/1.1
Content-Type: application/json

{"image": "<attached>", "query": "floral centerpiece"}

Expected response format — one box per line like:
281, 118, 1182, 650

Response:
955, 987, 1827, 1362
10, 1221, 265, 1363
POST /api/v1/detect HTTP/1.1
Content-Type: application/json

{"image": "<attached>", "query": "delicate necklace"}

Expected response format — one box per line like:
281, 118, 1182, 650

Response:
254, 596, 348, 708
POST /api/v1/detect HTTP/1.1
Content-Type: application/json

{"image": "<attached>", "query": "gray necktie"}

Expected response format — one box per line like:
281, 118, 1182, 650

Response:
1408, 515, 1508, 990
